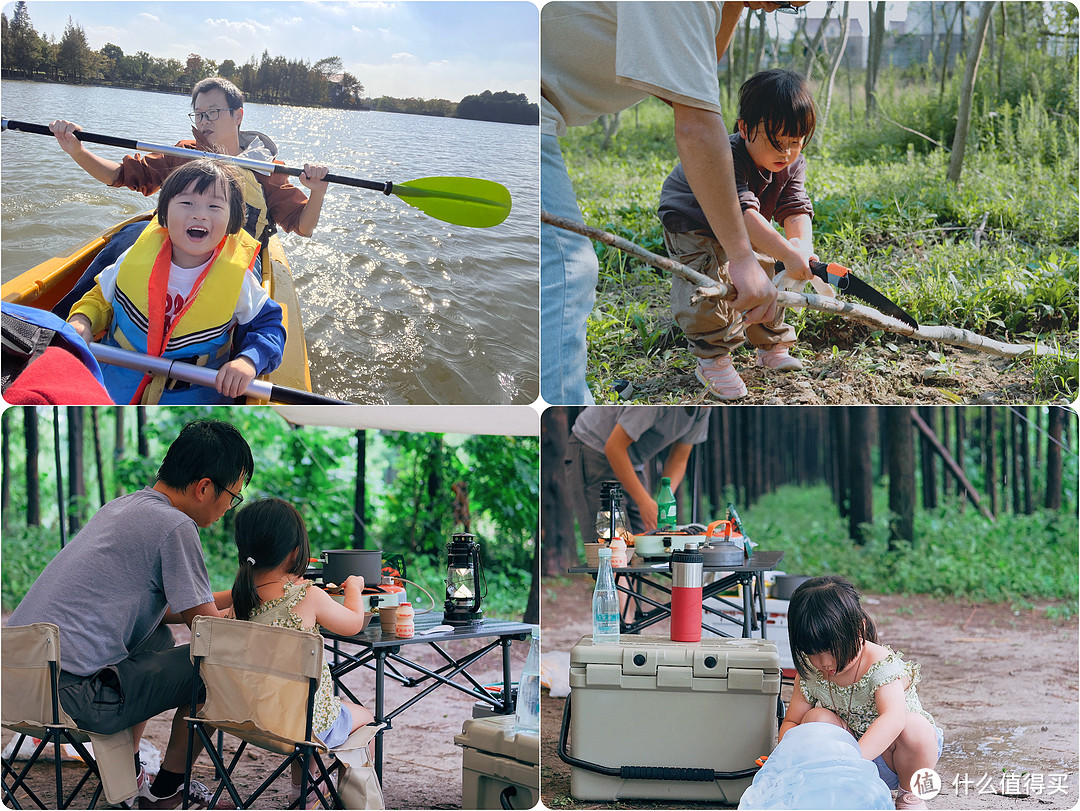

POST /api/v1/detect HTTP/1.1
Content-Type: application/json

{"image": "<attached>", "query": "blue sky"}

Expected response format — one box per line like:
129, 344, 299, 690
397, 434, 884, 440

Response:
4, 1, 539, 102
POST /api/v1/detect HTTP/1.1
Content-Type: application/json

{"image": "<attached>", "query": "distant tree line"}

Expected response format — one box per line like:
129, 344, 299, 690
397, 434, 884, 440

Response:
457, 90, 538, 125
0, 2, 538, 124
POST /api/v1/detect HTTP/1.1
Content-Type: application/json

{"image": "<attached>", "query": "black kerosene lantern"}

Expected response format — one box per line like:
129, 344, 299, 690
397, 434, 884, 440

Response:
443, 532, 485, 627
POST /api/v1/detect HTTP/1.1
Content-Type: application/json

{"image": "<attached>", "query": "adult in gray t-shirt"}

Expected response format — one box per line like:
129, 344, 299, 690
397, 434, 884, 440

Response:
566, 406, 710, 540
7, 419, 254, 806
9, 488, 214, 677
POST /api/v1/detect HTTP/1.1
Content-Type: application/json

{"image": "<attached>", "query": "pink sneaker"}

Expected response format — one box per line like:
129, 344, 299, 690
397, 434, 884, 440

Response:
756, 345, 804, 371
695, 356, 747, 401
894, 790, 929, 809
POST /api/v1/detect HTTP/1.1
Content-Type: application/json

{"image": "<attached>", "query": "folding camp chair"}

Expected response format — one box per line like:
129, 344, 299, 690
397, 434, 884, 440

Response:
1, 623, 138, 809
184, 616, 382, 810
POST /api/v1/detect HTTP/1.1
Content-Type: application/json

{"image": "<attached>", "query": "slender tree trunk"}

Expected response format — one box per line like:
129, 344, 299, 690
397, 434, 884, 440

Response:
1, 409, 11, 520
938, 4, 959, 99
919, 407, 938, 510
354, 430, 367, 548
67, 408, 86, 535
848, 407, 874, 544
1044, 407, 1064, 510
886, 408, 916, 548
1018, 407, 1032, 515
137, 408, 149, 458
113, 408, 126, 498
947, 2, 995, 184
540, 408, 580, 576
802, 1, 835, 80
25, 407, 41, 526
984, 408, 998, 516
820, 1, 852, 136
864, 1, 887, 118
955, 407, 967, 513
91, 408, 106, 507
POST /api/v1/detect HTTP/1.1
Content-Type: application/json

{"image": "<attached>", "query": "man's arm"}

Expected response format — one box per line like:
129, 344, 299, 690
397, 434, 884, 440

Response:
661, 442, 694, 491
177, 601, 226, 626
672, 103, 778, 324
295, 164, 329, 237
603, 425, 659, 531
49, 121, 122, 186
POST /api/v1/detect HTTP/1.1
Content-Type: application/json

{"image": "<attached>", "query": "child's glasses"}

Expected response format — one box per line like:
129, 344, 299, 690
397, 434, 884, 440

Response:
188, 108, 232, 124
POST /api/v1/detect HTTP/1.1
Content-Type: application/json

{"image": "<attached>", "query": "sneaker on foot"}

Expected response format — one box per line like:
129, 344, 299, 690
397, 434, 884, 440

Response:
695, 356, 747, 401
894, 790, 929, 810
137, 777, 233, 810
756, 345, 804, 371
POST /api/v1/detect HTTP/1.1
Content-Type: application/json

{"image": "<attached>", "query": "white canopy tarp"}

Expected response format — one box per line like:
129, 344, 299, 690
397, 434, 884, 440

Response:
272, 405, 540, 436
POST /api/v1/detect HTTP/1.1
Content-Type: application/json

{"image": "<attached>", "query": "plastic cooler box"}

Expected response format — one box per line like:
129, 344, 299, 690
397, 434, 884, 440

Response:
566, 635, 780, 803
455, 715, 539, 810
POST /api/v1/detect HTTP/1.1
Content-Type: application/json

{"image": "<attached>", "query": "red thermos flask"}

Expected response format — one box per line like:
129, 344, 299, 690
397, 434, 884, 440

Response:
670, 542, 704, 642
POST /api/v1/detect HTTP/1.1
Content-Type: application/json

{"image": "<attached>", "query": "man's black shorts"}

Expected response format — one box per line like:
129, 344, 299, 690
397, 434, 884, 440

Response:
57, 625, 194, 736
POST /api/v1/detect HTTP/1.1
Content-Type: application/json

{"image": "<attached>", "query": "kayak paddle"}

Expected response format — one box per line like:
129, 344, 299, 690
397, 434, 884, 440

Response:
87, 343, 350, 405
1, 118, 512, 228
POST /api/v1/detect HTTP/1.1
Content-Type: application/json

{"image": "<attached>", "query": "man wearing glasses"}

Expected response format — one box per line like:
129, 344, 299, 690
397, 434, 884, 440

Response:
8, 419, 253, 809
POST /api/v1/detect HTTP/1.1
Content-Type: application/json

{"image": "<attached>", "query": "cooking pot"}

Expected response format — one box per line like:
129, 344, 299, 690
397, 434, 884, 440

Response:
772, 574, 813, 601
319, 549, 383, 587
698, 519, 746, 566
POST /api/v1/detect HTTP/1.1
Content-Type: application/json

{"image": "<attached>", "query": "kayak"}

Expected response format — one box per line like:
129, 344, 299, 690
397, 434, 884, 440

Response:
0, 212, 313, 403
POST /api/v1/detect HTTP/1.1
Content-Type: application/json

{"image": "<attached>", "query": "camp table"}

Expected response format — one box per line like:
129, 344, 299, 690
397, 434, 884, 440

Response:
569, 550, 784, 639
321, 612, 533, 779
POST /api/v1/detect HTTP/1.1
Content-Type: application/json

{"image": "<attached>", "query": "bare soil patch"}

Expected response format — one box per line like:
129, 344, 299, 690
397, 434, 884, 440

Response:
540, 575, 1079, 810
1, 615, 527, 810
611, 337, 1064, 406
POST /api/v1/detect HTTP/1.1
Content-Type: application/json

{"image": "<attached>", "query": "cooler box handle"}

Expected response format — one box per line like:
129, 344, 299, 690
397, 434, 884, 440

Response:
556, 692, 760, 782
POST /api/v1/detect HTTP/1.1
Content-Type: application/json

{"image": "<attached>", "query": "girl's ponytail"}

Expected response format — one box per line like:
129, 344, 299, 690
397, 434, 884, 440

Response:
231, 553, 260, 621
231, 499, 312, 621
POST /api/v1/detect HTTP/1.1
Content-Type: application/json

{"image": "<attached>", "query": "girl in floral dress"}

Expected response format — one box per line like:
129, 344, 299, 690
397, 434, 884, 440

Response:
781, 575, 943, 810
229, 498, 374, 808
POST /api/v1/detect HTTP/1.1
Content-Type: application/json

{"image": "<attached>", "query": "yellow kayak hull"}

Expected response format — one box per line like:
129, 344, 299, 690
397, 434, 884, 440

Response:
1, 212, 313, 402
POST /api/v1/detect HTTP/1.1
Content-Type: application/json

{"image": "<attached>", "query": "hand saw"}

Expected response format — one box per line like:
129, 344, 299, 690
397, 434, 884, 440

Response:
775, 260, 919, 329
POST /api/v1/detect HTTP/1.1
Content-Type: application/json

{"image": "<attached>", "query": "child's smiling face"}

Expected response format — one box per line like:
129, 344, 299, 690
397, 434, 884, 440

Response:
739, 122, 805, 174
166, 179, 231, 268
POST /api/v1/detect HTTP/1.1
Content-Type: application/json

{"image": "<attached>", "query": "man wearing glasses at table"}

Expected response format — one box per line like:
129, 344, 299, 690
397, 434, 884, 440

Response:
8, 419, 252, 809
541, 1, 806, 405
47, 77, 329, 317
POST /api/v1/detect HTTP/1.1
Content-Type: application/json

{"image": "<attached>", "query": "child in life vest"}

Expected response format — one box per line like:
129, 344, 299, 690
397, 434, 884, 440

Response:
230, 499, 375, 808
67, 158, 285, 404
781, 576, 943, 810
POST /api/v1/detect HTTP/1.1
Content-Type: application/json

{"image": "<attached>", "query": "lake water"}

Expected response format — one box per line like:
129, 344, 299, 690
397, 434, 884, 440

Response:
0, 81, 539, 404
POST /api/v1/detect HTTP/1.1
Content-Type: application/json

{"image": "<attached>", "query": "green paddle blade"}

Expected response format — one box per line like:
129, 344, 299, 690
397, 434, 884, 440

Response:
392, 176, 512, 228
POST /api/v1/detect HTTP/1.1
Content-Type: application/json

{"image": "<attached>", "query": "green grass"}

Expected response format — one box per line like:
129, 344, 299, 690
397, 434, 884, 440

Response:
561, 88, 1079, 402
741, 483, 1079, 603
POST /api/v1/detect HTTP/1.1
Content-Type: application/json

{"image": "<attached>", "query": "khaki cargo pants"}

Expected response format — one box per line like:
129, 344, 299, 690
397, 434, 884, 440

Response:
665, 228, 795, 359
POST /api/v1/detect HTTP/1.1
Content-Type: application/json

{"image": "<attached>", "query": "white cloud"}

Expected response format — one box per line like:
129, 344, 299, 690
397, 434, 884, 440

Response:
135, 12, 159, 23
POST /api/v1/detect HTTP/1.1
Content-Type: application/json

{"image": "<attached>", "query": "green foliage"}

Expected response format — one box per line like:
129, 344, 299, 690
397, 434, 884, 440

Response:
563, 56, 1078, 400
1, 407, 537, 616
746, 484, 1079, 603
1, 525, 62, 612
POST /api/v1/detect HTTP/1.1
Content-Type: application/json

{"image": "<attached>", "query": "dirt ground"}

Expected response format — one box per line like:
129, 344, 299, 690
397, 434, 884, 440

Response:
1, 616, 528, 810
608, 331, 1072, 406
540, 575, 1080, 811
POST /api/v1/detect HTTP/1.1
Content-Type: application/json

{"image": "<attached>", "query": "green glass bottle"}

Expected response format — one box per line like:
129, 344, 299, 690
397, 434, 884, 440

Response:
657, 476, 677, 530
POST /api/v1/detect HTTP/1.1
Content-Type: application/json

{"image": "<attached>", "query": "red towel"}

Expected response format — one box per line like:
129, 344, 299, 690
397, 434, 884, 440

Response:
4, 346, 114, 405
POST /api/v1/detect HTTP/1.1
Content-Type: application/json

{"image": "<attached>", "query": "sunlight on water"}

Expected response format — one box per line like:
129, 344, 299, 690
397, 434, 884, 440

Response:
1, 82, 539, 404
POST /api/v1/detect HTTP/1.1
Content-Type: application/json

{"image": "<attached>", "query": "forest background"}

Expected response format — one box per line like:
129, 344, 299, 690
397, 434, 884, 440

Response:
1, 407, 540, 623
0, 1, 539, 124
542, 406, 1078, 611
565, 1, 1078, 404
